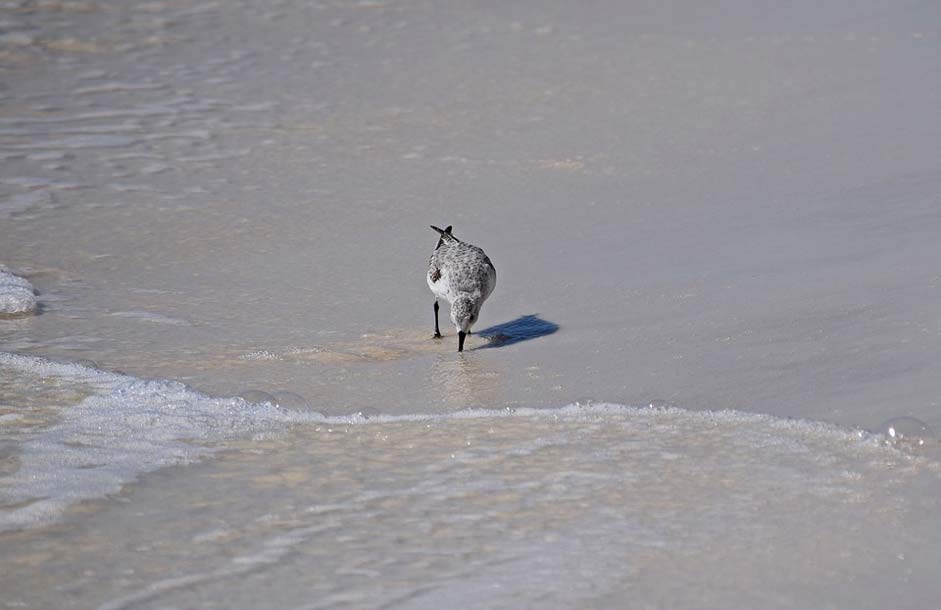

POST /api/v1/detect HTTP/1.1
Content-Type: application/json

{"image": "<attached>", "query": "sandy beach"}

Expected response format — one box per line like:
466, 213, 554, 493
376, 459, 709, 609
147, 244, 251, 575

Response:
2, 0, 941, 607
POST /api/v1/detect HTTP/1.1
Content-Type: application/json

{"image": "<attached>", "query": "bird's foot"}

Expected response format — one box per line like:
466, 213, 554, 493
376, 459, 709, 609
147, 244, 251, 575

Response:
433, 331, 442, 339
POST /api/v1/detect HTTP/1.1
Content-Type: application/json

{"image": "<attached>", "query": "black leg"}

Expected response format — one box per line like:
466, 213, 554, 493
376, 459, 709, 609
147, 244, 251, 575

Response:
458, 331, 466, 352
433, 301, 442, 338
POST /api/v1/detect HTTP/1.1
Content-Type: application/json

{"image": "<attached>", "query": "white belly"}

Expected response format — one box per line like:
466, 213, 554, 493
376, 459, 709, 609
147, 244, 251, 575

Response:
427, 270, 451, 301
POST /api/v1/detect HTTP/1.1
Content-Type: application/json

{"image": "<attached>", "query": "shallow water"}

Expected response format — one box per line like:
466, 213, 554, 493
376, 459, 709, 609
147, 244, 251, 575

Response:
0, 353, 297, 532
2, 353, 941, 609
3, 0, 941, 607
2, 352, 941, 609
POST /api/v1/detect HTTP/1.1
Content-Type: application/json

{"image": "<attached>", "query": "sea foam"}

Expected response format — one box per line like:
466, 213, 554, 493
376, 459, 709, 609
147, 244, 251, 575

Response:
0, 266, 37, 314
0, 352, 927, 534
0, 353, 296, 532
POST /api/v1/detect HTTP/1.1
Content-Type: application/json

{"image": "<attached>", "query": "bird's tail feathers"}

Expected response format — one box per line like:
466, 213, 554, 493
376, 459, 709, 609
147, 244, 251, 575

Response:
430, 225, 456, 249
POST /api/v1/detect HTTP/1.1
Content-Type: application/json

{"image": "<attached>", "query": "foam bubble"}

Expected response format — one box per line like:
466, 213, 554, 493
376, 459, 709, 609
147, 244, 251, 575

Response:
879, 417, 935, 451
0, 266, 37, 314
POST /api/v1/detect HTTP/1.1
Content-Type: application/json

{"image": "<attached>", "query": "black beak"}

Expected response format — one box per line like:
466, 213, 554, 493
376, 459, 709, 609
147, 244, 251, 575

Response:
458, 331, 466, 352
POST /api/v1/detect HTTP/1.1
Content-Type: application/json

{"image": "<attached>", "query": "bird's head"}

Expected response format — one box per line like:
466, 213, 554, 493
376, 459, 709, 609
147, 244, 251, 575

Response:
450, 295, 480, 334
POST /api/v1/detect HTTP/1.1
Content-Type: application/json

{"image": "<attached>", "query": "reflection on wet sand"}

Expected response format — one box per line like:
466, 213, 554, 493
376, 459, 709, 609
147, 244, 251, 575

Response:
236, 327, 496, 366
72, 328, 513, 415
231, 316, 560, 370
247, 328, 505, 409
428, 353, 501, 408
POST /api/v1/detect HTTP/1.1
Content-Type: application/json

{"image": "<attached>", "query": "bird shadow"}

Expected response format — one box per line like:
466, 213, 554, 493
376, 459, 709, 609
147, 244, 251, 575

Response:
474, 314, 559, 349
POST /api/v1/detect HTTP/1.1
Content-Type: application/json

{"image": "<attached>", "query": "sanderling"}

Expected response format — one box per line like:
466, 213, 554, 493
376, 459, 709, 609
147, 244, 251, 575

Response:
427, 225, 497, 352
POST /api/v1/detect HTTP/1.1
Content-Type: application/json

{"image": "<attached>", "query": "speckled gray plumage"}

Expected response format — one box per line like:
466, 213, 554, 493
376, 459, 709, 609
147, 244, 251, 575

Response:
428, 239, 495, 295
427, 225, 497, 340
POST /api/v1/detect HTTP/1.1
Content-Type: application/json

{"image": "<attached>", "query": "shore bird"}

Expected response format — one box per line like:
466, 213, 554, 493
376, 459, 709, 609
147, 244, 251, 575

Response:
427, 225, 497, 352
